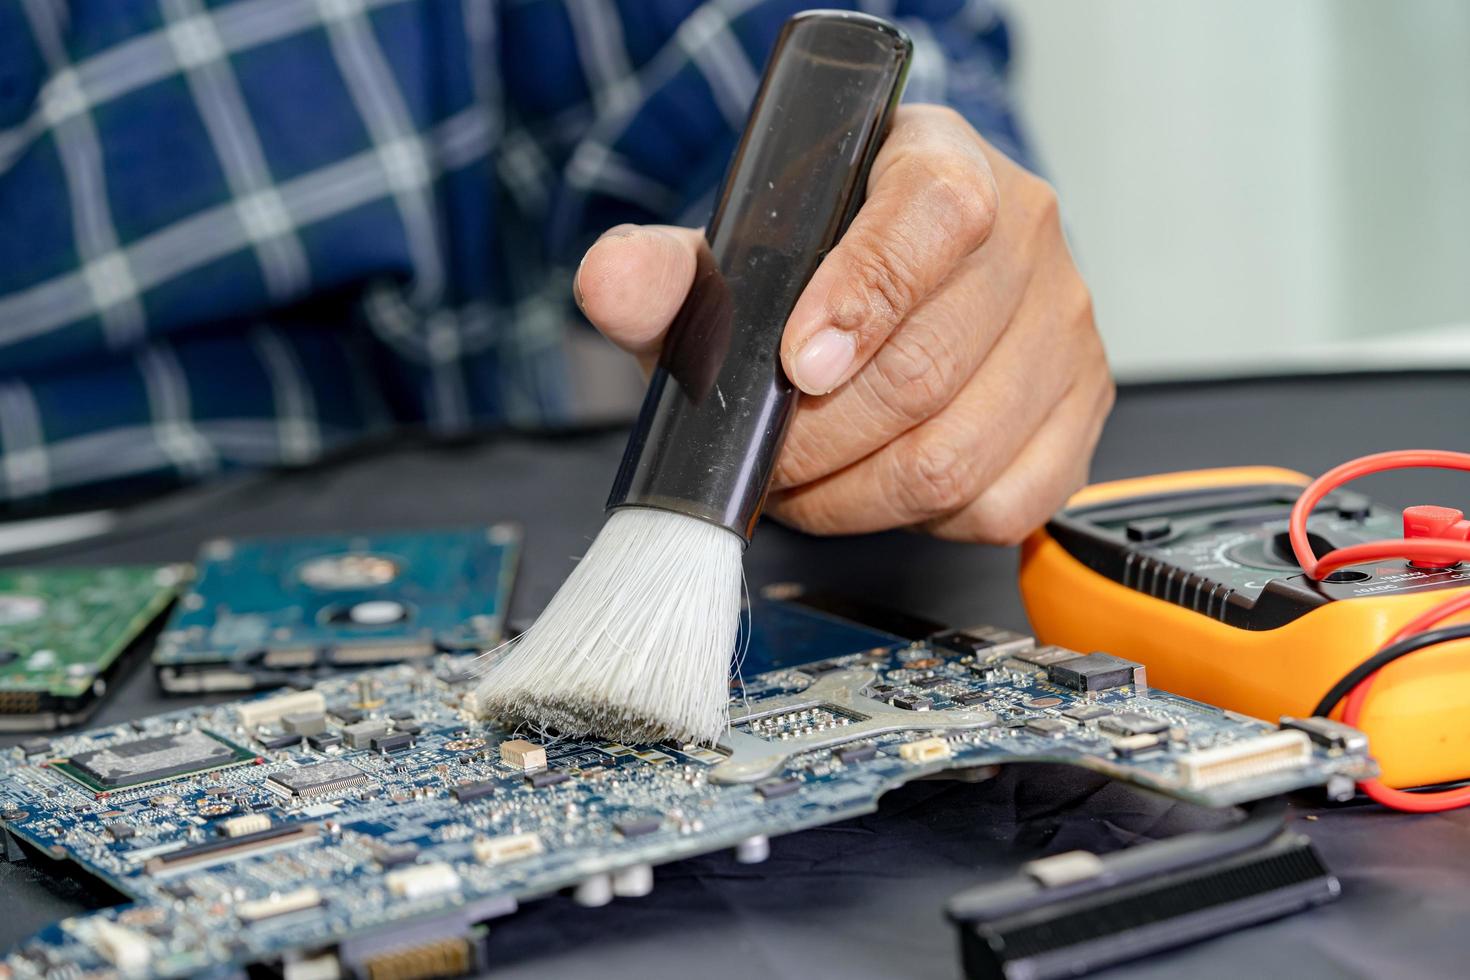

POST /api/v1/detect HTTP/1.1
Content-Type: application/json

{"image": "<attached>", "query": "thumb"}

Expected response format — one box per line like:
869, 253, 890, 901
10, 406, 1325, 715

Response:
575, 224, 702, 355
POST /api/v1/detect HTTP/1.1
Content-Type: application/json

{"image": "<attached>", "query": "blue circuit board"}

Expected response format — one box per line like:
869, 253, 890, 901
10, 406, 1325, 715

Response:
152, 527, 520, 693
1, 597, 1374, 979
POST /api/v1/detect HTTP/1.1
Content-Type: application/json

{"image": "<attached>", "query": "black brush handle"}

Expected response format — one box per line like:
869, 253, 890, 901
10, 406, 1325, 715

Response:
606, 10, 912, 542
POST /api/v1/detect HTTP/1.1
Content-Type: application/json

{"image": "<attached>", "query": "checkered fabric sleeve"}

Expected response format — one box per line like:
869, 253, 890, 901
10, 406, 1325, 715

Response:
0, 0, 1025, 506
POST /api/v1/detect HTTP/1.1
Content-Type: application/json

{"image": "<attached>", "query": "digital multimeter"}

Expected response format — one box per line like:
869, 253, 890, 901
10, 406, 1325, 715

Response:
1020, 467, 1470, 788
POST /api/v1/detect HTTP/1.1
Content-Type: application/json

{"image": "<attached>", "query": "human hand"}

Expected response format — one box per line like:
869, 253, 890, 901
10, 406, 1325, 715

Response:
575, 104, 1113, 545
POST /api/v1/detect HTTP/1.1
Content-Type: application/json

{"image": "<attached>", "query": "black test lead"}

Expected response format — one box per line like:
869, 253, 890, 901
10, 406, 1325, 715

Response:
476, 11, 913, 744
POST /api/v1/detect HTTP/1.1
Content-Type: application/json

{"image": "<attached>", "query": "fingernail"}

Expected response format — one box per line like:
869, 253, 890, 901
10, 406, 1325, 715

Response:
575, 228, 639, 312
792, 328, 857, 395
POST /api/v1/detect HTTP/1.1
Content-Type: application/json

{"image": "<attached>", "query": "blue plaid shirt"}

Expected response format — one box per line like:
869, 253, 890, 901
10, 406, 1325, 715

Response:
0, 0, 1026, 506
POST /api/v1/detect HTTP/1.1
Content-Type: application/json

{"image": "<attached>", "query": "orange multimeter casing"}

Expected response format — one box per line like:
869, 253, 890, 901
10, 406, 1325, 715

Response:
1020, 466, 1470, 788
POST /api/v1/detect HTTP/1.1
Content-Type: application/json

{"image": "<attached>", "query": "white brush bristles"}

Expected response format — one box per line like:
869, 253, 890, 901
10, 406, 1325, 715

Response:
474, 508, 744, 745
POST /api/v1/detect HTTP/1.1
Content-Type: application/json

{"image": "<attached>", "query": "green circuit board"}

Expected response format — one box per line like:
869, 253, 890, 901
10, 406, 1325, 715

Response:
0, 565, 187, 730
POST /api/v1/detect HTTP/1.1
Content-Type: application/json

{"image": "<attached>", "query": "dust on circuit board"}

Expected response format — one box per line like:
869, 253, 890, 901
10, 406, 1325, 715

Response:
0, 565, 186, 731
152, 526, 520, 693
0, 599, 1374, 979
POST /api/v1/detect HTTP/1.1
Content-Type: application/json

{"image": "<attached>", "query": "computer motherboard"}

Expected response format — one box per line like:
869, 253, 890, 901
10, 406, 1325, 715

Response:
0, 565, 186, 731
0, 599, 1373, 979
152, 527, 520, 693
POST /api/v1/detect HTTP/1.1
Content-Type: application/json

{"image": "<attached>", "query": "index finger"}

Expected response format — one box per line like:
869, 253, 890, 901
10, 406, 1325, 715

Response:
779, 104, 998, 396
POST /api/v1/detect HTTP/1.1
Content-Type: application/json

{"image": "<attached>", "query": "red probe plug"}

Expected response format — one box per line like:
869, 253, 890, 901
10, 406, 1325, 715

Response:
1402, 505, 1470, 569
1288, 450, 1470, 811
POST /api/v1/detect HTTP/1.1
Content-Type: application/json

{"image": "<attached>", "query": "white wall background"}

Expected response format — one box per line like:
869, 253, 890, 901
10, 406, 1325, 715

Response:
1005, 0, 1470, 379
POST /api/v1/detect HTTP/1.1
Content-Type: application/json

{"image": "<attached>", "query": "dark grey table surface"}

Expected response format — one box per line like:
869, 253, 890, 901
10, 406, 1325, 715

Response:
3, 372, 1470, 978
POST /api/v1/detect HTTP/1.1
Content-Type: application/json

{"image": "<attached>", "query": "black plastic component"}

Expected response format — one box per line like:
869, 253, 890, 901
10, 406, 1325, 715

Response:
1024, 718, 1069, 737
150, 823, 311, 868
892, 694, 933, 711
19, 738, 50, 756
161, 880, 193, 899
1125, 517, 1171, 542
1014, 648, 1082, 669
306, 733, 342, 752
1329, 490, 1372, 520
1280, 715, 1368, 752
911, 676, 946, 689
1098, 713, 1168, 736
452, 780, 496, 804
257, 733, 302, 750
614, 817, 663, 838
834, 743, 877, 764
949, 823, 1338, 980
953, 691, 991, 706
371, 733, 415, 755
606, 12, 912, 541
1110, 735, 1163, 758
525, 770, 570, 789
1048, 654, 1141, 693
756, 777, 800, 800
932, 630, 997, 657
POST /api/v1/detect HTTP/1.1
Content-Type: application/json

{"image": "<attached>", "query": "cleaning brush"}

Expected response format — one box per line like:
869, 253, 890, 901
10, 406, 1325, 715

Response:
477, 11, 913, 745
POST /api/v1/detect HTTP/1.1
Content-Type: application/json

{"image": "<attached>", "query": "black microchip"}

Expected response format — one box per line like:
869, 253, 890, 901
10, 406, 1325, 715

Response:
105, 822, 134, 841
800, 661, 847, 677
453, 780, 496, 803
258, 733, 302, 750
1048, 653, 1140, 693
393, 722, 422, 736
525, 770, 570, 789
892, 694, 933, 711
307, 733, 342, 752
1280, 716, 1367, 751
373, 843, 420, 867
1098, 713, 1169, 737
1111, 734, 1163, 758
67, 731, 239, 789
266, 760, 368, 799
931, 629, 996, 657
870, 683, 898, 696
953, 691, 991, 706
162, 881, 194, 900
390, 710, 416, 721
834, 744, 877, 765
615, 816, 662, 838
1014, 647, 1083, 669
756, 778, 800, 800
19, 737, 50, 756
1062, 705, 1112, 722
911, 676, 946, 689
372, 733, 415, 755
438, 667, 476, 685
1024, 718, 1070, 737
332, 707, 364, 725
